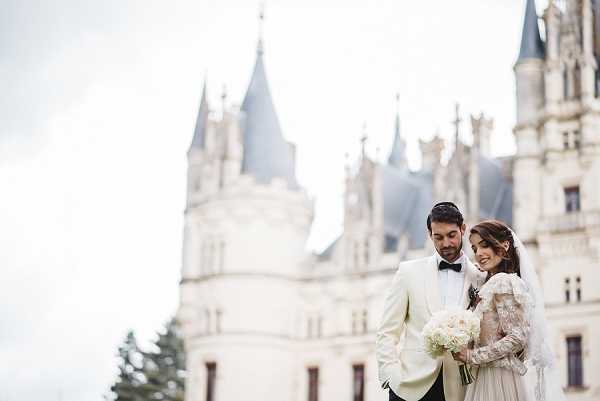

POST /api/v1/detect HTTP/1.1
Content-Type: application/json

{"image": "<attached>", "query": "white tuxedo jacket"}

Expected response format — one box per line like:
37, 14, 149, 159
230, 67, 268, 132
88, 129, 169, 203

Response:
376, 255, 484, 401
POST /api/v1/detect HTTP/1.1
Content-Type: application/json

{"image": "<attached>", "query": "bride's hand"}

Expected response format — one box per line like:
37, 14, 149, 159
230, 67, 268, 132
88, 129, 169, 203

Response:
451, 347, 469, 363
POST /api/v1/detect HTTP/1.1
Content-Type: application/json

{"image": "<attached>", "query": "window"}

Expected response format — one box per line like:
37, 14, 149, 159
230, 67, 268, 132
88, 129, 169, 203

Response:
219, 240, 226, 272
563, 132, 570, 150
353, 242, 360, 270
563, 131, 582, 150
565, 278, 571, 303
362, 310, 368, 333
567, 336, 583, 387
576, 276, 582, 302
206, 362, 217, 401
308, 367, 319, 401
563, 67, 570, 100
209, 242, 216, 272
205, 309, 211, 334
307, 315, 323, 338
565, 187, 581, 213
215, 309, 222, 333
574, 63, 582, 98
352, 309, 368, 335
573, 130, 581, 149
200, 242, 207, 273
317, 316, 323, 338
352, 364, 365, 401
200, 239, 216, 275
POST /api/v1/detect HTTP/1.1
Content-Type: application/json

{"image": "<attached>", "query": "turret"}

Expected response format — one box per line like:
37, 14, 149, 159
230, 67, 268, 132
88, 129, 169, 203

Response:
179, 15, 314, 401
515, 0, 545, 126
513, 0, 545, 241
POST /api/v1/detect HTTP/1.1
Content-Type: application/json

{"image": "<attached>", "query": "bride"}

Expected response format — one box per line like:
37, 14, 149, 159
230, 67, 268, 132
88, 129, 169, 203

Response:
451, 220, 566, 401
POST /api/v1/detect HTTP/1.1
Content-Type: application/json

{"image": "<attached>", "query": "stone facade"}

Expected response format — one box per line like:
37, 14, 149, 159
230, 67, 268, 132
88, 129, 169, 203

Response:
178, 1, 600, 400
513, 1, 600, 399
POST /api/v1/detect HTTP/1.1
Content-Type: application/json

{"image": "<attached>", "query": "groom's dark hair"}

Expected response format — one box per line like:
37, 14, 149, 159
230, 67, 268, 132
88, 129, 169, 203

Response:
427, 202, 464, 233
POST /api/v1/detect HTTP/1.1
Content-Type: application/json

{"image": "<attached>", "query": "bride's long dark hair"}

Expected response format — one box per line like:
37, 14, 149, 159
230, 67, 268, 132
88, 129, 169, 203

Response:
470, 220, 520, 277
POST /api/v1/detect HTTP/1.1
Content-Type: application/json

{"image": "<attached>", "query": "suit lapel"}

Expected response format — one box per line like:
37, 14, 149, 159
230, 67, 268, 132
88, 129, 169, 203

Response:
460, 258, 484, 309
425, 255, 442, 315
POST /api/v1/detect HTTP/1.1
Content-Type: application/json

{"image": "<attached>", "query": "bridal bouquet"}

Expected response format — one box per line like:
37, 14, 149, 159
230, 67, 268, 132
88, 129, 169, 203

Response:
422, 309, 480, 385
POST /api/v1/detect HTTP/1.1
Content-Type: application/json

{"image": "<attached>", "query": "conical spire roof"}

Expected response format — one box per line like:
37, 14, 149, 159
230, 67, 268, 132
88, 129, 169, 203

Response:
517, 0, 545, 61
240, 44, 297, 188
189, 80, 209, 150
388, 95, 407, 169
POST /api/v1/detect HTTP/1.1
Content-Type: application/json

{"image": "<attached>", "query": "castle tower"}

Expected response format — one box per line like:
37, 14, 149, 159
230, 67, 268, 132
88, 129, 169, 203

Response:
513, 0, 546, 242
513, 0, 600, 394
178, 28, 314, 401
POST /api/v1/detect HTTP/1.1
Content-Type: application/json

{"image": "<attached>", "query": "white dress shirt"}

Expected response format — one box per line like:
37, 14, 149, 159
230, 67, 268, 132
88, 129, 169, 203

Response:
435, 251, 466, 309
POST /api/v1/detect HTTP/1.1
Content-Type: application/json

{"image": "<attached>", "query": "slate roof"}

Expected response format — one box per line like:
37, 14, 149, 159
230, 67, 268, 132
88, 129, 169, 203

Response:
240, 45, 298, 189
517, 0, 545, 61
478, 156, 513, 223
387, 112, 407, 168
318, 153, 514, 260
382, 166, 433, 250
190, 81, 209, 150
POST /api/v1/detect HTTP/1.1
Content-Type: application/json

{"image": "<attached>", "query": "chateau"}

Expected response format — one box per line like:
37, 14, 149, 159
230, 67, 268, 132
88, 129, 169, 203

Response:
177, 0, 600, 400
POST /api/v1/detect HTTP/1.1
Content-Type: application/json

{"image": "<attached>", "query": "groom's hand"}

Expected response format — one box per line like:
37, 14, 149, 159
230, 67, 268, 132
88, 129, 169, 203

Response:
451, 348, 469, 363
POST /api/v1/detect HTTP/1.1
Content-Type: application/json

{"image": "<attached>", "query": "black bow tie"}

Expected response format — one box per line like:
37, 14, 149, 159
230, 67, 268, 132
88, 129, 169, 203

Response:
439, 260, 462, 272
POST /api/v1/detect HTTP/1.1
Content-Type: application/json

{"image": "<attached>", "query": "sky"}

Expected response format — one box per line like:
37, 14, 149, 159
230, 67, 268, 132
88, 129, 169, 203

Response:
0, 0, 546, 400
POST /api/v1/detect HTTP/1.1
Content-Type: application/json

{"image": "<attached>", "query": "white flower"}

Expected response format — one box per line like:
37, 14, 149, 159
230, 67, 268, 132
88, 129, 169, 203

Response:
422, 309, 480, 358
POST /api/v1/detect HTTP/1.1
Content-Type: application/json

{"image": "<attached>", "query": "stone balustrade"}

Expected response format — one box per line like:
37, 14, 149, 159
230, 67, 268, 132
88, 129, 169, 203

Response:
538, 210, 600, 234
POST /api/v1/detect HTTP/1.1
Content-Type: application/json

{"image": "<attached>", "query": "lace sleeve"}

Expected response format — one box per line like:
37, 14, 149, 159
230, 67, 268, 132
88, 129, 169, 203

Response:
468, 293, 529, 365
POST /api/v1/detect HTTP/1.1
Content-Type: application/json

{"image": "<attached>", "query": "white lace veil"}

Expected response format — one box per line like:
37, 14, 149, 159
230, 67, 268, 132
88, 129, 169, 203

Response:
510, 229, 566, 401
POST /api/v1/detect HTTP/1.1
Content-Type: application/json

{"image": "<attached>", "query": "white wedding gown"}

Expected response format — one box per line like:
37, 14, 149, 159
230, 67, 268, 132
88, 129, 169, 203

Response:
464, 272, 532, 401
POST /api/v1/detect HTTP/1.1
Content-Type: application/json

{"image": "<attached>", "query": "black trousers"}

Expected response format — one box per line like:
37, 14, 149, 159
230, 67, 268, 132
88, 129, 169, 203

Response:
389, 370, 445, 401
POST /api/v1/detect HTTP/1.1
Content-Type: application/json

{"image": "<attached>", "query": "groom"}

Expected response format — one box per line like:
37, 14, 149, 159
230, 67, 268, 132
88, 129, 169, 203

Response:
375, 202, 484, 401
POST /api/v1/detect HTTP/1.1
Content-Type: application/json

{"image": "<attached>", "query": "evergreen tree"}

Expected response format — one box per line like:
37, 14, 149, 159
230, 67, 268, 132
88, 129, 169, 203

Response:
110, 331, 146, 401
108, 319, 186, 401
139, 318, 186, 401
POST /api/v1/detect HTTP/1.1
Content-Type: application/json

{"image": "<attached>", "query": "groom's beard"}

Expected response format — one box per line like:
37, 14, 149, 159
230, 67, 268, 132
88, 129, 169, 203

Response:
439, 238, 462, 262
